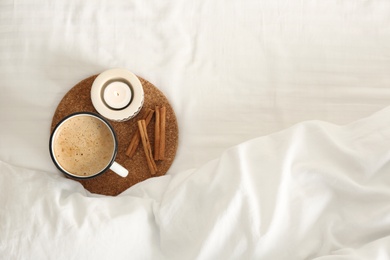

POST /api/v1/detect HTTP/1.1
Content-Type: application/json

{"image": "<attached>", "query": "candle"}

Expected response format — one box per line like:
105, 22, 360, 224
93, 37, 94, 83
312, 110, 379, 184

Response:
103, 81, 132, 109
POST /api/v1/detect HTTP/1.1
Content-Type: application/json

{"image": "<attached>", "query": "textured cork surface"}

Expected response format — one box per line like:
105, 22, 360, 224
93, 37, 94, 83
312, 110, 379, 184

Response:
51, 75, 178, 196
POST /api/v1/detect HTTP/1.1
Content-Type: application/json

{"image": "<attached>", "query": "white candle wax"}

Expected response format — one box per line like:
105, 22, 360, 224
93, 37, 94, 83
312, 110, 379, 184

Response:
103, 81, 132, 109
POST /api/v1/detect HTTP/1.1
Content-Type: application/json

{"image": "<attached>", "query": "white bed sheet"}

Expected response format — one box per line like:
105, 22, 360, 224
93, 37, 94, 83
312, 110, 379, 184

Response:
1, 0, 390, 259
2, 0, 390, 174
2, 106, 390, 259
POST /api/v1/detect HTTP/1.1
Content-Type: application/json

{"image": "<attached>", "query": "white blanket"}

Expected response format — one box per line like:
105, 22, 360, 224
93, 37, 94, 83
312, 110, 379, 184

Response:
2, 0, 390, 259
2, 107, 390, 259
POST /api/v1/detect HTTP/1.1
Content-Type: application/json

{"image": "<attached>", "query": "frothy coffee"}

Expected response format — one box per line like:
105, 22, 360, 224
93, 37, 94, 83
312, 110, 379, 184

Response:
52, 115, 115, 177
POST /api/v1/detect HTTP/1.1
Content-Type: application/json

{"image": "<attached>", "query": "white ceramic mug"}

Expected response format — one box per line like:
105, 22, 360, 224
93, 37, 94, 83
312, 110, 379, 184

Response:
49, 112, 128, 179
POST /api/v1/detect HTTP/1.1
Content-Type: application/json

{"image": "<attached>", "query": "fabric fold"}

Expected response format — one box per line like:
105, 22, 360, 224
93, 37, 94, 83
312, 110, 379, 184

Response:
2, 106, 390, 259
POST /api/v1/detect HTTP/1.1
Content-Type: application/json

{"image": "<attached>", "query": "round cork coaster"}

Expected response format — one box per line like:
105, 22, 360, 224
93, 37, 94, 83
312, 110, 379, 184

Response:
51, 74, 178, 196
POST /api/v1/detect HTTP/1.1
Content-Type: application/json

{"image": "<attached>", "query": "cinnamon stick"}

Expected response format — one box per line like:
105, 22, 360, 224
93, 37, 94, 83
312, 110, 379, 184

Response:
159, 106, 166, 160
126, 109, 154, 158
138, 120, 157, 175
154, 106, 161, 160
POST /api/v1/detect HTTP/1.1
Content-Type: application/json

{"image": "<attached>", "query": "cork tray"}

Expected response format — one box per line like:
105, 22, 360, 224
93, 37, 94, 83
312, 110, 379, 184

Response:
51, 75, 178, 196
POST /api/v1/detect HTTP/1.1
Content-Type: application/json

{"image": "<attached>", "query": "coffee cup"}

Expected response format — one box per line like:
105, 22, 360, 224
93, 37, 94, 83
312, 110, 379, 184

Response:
49, 112, 128, 179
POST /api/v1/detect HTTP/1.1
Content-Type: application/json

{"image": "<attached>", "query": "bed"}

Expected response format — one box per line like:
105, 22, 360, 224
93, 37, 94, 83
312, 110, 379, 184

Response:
2, 0, 390, 259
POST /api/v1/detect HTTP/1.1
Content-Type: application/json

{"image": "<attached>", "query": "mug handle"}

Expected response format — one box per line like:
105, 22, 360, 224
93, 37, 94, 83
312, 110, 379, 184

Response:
110, 161, 128, 177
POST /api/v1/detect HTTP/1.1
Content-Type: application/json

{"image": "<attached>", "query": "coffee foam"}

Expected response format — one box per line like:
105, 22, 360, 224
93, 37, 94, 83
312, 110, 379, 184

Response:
52, 115, 115, 177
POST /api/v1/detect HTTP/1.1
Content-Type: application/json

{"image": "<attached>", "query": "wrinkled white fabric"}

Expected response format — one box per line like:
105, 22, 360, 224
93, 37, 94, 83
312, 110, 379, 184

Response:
2, 0, 390, 174
2, 0, 390, 259
2, 106, 390, 259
